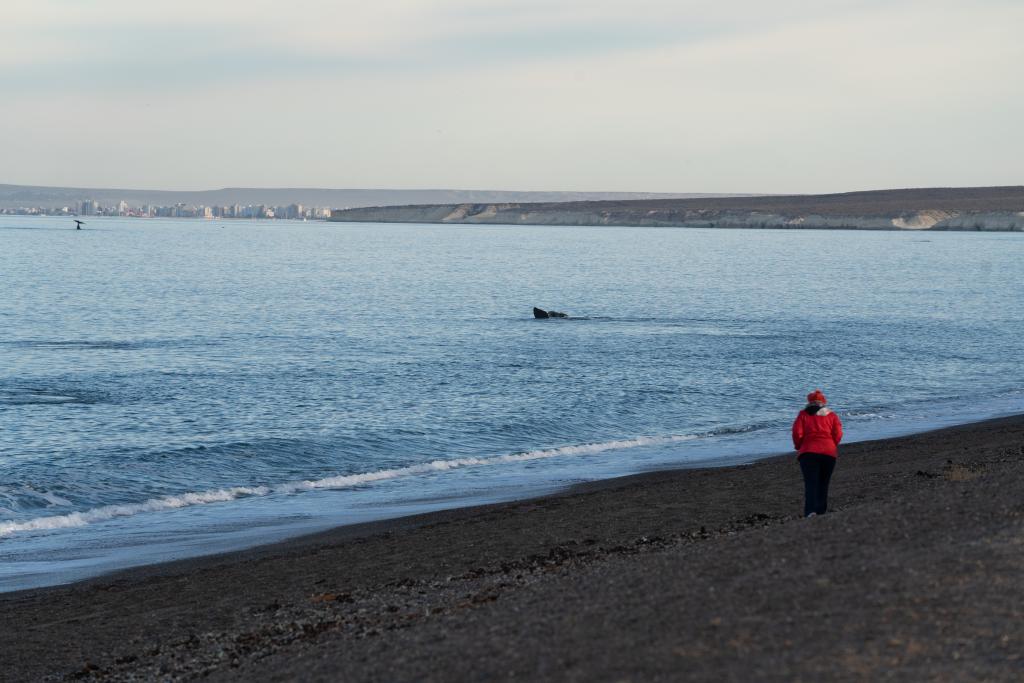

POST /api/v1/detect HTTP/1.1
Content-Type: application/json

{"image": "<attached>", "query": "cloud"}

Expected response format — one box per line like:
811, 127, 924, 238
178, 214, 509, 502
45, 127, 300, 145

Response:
1, 0, 1021, 191
0, 0, 915, 90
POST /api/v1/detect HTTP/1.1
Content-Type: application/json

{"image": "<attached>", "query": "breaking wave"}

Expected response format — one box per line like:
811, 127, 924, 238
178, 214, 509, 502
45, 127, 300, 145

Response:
0, 487, 271, 537
0, 434, 696, 538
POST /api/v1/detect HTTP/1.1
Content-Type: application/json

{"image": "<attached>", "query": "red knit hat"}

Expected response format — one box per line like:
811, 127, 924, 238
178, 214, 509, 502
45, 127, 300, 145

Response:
806, 389, 827, 405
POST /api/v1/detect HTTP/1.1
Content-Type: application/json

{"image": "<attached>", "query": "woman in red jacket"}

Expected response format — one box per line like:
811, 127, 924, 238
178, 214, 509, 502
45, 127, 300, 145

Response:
792, 389, 843, 517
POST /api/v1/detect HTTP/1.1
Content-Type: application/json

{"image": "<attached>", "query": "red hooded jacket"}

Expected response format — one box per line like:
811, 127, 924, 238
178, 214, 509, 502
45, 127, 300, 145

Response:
792, 407, 843, 458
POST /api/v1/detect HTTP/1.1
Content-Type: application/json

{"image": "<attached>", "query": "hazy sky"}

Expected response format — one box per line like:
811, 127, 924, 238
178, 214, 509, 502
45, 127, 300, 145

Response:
2, 0, 1021, 193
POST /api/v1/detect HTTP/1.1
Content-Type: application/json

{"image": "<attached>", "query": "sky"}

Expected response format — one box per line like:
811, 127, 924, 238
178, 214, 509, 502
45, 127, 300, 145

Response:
1, 0, 1021, 194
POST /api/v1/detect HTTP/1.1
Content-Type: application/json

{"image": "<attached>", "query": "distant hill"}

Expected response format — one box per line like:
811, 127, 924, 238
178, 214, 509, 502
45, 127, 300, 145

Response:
329, 186, 1024, 231
0, 184, 750, 210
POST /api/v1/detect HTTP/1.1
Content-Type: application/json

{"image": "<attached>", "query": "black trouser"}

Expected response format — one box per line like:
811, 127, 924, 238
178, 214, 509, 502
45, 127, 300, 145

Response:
799, 453, 836, 517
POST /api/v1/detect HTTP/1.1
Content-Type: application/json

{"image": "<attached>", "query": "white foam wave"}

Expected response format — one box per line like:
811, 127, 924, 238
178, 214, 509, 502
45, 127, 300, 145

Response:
0, 434, 695, 538
0, 486, 270, 537
278, 434, 696, 493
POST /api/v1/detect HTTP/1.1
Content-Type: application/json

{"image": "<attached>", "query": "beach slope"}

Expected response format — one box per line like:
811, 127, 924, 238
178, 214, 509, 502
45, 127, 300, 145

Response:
2, 416, 1023, 681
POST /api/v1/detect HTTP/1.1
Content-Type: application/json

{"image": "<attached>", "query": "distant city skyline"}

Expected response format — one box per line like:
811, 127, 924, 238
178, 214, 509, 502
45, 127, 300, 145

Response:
2, 1, 1022, 194
1, 199, 334, 220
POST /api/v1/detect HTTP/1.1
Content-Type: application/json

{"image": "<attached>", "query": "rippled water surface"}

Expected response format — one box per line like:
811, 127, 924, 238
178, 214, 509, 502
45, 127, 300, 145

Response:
2, 216, 1023, 589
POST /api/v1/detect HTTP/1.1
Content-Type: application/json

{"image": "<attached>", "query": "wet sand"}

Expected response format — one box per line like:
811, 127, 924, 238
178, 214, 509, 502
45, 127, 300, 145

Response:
2, 416, 1023, 681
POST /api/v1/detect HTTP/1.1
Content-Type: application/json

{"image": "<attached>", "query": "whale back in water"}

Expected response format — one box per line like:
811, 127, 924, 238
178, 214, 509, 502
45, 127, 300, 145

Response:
533, 307, 568, 319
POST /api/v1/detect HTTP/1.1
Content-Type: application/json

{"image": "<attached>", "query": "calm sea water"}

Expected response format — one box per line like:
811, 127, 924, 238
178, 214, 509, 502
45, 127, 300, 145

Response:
2, 216, 1023, 590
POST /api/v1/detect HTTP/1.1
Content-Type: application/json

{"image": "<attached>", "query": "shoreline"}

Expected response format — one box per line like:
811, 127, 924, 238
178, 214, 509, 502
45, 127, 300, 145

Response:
8, 396, 1024, 593
3, 414, 1024, 680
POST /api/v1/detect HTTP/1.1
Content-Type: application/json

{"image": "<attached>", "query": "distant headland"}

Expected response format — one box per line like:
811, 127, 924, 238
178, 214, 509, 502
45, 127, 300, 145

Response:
0, 184, 748, 218
329, 186, 1024, 231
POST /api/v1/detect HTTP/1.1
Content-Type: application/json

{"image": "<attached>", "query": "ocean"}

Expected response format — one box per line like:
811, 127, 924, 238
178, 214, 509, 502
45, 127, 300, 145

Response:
2, 216, 1023, 591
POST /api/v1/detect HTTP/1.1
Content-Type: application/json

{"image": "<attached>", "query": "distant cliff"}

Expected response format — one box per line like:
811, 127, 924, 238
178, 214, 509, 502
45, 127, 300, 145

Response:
330, 186, 1024, 231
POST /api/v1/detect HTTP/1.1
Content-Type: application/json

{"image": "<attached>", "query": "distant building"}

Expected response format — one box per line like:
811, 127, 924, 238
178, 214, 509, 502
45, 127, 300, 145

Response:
0, 198, 334, 220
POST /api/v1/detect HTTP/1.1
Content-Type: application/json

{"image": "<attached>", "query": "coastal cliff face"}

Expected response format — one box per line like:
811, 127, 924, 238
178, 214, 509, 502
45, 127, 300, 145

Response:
330, 187, 1024, 231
